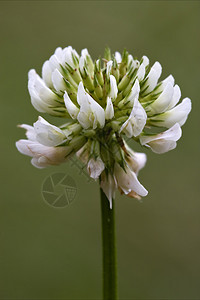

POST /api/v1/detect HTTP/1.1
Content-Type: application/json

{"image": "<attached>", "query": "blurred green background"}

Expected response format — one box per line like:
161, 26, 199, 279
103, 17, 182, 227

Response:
0, 1, 199, 299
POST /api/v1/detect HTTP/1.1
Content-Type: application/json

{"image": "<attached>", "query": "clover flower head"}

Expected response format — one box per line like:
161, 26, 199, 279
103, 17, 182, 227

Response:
16, 46, 191, 207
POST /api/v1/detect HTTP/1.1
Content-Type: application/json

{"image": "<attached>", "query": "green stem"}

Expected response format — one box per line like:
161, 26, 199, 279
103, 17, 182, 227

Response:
100, 187, 118, 300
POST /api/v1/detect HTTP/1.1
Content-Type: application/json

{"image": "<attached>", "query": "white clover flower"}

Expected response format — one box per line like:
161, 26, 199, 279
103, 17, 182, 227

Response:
16, 46, 192, 206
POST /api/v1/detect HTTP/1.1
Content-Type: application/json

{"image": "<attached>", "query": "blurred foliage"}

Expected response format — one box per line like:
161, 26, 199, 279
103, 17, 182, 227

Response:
0, 1, 199, 299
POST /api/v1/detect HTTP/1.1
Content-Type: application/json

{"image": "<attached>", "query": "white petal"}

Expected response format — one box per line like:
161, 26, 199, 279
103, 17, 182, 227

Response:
28, 70, 48, 112
28, 70, 59, 105
77, 110, 92, 129
77, 82, 94, 128
120, 94, 147, 137
114, 163, 148, 197
140, 123, 182, 153
28, 71, 61, 115
129, 152, 147, 173
105, 97, 114, 120
137, 63, 146, 81
147, 82, 174, 115
115, 52, 122, 64
142, 56, 149, 67
106, 60, 113, 77
49, 51, 62, 72
142, 62, 162, 94
34, 116, 66, 147
167, 85, 181, 110
64, 91, 79, 119
77, 82, 105, 129
150, 98, 191, 128
124, 143, 147, 173
77, 81, 89, 106
109, 75, 118, 100
87, 94, 105, 128
124, 79, 140, 107
87, 157, 105, 179
63, 46, 78, 69
127, 54, 134, 68
54, 47, 65, 62
18, 124, 36, 141
81, 48, 89, 58
42, 61, 53, 88
161, 75, 175, 89
52, 69, 66, 93
100, 172, 117, 209
79, 56, 85, 74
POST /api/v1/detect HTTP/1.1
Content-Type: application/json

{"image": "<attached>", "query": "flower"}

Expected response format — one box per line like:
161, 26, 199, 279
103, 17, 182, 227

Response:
16, 46, 192, 206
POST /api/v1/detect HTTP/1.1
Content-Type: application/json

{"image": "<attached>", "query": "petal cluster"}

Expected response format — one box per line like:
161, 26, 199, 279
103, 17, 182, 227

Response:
16, 46, 191, 206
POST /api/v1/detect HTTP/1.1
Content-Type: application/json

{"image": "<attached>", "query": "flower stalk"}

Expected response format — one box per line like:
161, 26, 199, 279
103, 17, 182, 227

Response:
100, 187, 117, 300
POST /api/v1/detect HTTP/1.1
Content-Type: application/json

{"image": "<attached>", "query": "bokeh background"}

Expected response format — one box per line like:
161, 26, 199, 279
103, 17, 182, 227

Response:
0, 1, 199, 299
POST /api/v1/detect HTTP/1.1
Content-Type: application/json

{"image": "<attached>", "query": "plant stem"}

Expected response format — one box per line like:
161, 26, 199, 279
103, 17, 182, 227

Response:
100, 187, 117, 300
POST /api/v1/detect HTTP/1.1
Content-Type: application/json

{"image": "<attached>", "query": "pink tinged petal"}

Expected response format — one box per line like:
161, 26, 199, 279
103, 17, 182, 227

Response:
100, 172, 117, 209
109, 75, 118, 100
142, 62, 162, 94
31, 157, 46, 168
52, 69, 66, 93
149, 98, 192, 128
16, 139, 72, 167
87, 157, 105, 179
105, 97, 114, 120
147, 82, 174, 115
140, 123, 182, 153
114, 163, 148, 197
64, 91, 79, 119
16, 140, 36, 157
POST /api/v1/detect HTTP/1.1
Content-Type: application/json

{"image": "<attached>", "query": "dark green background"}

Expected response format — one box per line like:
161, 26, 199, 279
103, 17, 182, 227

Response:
0, 1, 199, 299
